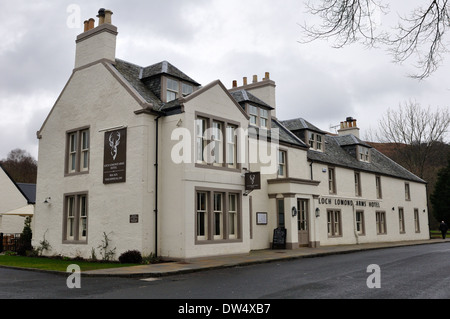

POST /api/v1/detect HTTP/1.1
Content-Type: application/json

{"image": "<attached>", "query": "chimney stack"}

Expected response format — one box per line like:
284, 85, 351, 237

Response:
228, 72, 277, 118
338, 117, 360, 138
74, 8, 118, 69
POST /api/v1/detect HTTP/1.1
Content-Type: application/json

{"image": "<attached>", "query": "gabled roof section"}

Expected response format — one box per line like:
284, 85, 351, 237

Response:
230, 89, 274, 109
141, 60, 201, 86
180, 79, 250, 120
282, 118, 327, 134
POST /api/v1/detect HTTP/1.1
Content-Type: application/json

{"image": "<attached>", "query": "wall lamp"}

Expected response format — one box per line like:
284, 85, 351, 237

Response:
44, 197, 51, 204
315, 207, 320, 218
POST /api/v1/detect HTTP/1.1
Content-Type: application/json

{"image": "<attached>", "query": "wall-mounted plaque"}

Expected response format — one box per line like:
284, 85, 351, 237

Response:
256, 212, 268, 225
245, 172, 261, 190
103, 128, 127, 184
129, 214, 139, 223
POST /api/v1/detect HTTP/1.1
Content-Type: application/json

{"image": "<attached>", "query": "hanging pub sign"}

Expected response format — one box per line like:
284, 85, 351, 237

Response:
245, 171, 261, 191
103, 128, 127, 184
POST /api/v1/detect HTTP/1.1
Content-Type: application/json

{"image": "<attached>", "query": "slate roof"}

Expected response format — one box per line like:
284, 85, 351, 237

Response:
307, 134, 425, 183
230, 90, 274, 109
271, 119, 308, 149
140, 61, 201, 86
282, 117, 327, 134
113, 59, 201, 112
17, 183, 36, 204
114, 59, 164, 108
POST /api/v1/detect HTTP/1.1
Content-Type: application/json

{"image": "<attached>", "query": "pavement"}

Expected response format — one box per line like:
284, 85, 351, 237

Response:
81, 238, 449, 278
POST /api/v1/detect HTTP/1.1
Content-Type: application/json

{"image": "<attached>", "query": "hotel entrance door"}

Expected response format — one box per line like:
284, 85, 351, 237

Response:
297, 199, 309, 246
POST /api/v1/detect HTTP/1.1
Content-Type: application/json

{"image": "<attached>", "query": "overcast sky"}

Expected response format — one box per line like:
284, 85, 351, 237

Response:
1, 0, 449, 160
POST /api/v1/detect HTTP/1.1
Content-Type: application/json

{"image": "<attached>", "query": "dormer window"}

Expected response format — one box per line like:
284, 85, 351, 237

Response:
165, 77, 195, 102
307, 131, 324, 152
249, 105, 258, 125
358, 146, 370, 162
260, 109, 269, 128
247, 104, 271, 129
182, 83, 193, 96
167, 78, 179, 102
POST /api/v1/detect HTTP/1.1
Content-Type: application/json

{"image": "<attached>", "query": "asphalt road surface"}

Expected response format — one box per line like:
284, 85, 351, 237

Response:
1, 242, 449, 300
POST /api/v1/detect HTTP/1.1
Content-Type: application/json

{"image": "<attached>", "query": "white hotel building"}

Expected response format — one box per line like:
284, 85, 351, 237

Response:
33, 9, 429, 260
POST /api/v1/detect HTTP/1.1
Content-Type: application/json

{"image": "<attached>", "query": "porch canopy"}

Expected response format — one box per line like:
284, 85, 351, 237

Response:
0, 204, 34, 217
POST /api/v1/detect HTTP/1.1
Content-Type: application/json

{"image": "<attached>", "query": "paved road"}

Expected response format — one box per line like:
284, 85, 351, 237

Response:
1, 242, 449, 300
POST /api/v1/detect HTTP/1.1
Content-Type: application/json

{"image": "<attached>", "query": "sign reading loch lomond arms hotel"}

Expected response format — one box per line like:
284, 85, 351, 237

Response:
103, 128, 127, 184
317, 196, 380, 208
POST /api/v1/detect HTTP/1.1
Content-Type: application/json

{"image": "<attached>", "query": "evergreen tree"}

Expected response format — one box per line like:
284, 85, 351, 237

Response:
431, 157, 450, 224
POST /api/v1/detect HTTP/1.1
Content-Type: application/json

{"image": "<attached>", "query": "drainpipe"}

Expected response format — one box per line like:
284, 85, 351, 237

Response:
154, 114, 162, 258
309, 160, 314, 180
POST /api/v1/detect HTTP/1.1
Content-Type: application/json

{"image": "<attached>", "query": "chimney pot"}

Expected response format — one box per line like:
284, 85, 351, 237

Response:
243, 77, 247, 86
265, 72, 270, 80
232, 80, 237, 88
88, 18, 95, 30
253, 75, 258, 83
97, 8, 106, 25
83, 20, 89, 32
104, 9, 113, 24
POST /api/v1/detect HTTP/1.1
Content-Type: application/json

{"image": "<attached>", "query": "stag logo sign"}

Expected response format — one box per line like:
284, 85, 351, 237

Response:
103, 128, 127, 184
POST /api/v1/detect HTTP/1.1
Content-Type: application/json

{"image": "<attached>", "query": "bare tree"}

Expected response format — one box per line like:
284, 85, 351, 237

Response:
301, 0, 450, 79
0, 148, 37, 184
375, 100, 450, 178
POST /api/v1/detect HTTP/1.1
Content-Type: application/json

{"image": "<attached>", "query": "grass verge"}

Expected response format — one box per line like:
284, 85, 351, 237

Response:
0, 255, 137, 272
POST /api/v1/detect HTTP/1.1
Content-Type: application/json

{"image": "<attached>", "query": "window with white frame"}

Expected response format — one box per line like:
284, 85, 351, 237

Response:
405, 183, 411, 201
376, 211, 386, 234
166, 78, 179, 102
212, 121, 223, 165
196, 114, 240, 170
399, 207, 405, 233
355, 171, 362, 196
414, 208, 420, 233
260, 109, 269, 128
328, 167, 336, 194
358, 146, 370, 162
68, 132, 77, 173
196, 189, 241, 242
327, 210, 341, 237
226, 125, 237, 167
308, 132, 315, 148
277, 150, 287, 177
228, 194, 238, 239
64, 193, 88, 242
308, 131, 324, 151
376, 176, 382, 199
182, 83, 193, 96
213, 192, 223, 239
66, 128, 90, 175
196, 192, 208, 240
356, 211, 365, 235
196, 117, 207, 163
249, 105, 258, 126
